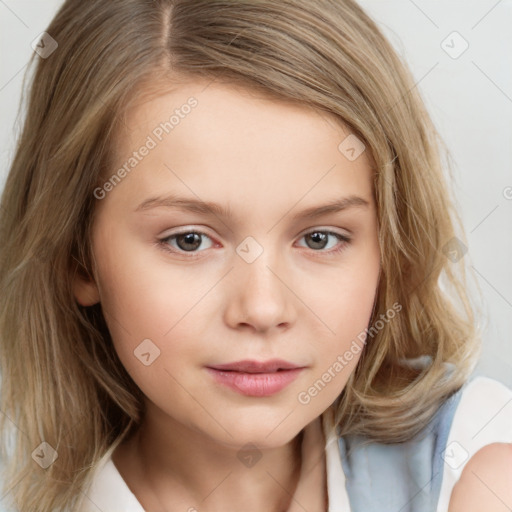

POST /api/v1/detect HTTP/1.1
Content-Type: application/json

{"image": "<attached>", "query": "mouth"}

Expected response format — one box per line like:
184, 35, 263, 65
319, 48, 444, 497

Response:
207, 359, 303, 373
205, 359, 306, 397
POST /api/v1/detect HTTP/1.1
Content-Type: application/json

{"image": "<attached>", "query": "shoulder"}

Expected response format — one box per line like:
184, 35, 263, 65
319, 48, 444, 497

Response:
448, 443, 512, 511
437, 376, 512, 511
449, 376, 512, 435
336, 376, 512, 512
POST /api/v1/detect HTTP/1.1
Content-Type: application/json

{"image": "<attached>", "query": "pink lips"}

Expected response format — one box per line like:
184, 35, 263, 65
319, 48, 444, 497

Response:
206, 359, 305, 397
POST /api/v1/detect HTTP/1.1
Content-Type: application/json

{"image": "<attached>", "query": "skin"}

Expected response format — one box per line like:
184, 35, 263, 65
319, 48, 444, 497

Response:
73, 78, 381, 511
448, 443, 512, 512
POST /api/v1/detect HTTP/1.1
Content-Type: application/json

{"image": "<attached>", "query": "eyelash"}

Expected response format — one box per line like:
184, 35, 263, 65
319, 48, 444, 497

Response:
156, 228, 351, 259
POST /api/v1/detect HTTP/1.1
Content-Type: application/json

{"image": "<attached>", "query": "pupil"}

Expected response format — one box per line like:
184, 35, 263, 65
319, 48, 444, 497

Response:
308, 232, 327, 249
178, 233, 201, 251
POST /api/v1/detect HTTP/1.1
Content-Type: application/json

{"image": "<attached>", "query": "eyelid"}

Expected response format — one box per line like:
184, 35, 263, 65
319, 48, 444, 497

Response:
159, 225, 216, 239
299, 226, 350, 238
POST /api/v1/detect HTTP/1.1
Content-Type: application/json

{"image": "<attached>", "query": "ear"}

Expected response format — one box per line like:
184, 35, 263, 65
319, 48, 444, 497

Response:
72, 267, 100, 306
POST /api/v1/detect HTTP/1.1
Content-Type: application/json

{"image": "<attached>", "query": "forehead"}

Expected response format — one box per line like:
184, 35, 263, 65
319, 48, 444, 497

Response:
106, 79, 376, 216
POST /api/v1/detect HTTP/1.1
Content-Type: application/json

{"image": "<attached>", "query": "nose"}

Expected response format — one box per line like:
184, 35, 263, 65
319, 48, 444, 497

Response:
222, 241, 296, 334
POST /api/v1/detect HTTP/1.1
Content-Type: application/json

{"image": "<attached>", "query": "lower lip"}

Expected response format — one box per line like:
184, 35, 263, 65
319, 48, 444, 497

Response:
205, 368, 304, 397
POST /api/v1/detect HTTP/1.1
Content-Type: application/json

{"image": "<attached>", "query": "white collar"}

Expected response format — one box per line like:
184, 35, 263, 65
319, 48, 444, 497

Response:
322, 409, 351, 511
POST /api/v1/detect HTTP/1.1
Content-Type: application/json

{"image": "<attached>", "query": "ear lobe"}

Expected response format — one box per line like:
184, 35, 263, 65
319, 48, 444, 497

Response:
72, 272, 100, 306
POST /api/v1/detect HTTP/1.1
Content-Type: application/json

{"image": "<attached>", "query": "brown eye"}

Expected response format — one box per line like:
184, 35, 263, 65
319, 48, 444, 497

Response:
159, 230, 214, 254
175, 232, 202, 251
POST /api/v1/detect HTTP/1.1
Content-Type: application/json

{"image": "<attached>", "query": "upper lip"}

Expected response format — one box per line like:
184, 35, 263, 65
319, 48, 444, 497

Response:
207, 359, 304, 373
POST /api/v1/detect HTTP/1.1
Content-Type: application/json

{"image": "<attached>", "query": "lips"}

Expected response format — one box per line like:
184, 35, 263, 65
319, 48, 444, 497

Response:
207, 359, 302, 373
205, 359, 306, 397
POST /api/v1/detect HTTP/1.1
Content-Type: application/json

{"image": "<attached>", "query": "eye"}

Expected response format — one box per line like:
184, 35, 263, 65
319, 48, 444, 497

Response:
296, 230, 351, 255
157, 230, 214, 256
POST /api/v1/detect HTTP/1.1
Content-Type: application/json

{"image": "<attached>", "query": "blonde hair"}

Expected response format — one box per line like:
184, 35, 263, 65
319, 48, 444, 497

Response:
0, 0, 482, 509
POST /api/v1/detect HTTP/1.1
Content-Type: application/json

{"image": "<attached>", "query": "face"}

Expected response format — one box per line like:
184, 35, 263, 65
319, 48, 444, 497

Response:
74, 78, 381, 449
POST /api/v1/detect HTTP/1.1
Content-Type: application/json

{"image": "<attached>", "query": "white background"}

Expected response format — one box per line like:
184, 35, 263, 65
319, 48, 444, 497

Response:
1, 1, 511, 386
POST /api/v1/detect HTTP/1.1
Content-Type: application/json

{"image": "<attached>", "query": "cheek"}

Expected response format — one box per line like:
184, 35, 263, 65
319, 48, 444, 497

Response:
331, 269, 378, 337
311, 247, 380, 343
313, 278, 374, 374
302, 247, 380, 399
93, 226, 199, 336
91, 228, 220, 395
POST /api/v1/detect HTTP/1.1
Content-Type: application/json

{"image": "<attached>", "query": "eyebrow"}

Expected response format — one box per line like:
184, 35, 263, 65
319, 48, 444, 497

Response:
135, 194, 370, 220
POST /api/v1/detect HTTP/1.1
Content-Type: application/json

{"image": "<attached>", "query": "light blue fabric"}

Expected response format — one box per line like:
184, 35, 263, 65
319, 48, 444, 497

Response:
338, 375, 467, 511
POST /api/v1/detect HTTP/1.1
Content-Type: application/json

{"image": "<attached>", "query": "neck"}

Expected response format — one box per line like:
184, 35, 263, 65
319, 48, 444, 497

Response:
114, 403, 307, 512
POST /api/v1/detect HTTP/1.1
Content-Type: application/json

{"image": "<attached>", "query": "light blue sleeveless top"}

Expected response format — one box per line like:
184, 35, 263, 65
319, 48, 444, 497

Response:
337, 376, 464, 511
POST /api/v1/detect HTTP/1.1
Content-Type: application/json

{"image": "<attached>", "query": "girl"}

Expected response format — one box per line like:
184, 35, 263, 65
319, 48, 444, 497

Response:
0, 0, 510, 511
